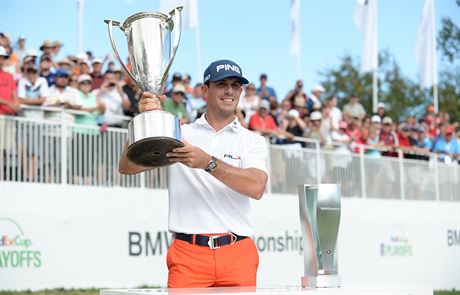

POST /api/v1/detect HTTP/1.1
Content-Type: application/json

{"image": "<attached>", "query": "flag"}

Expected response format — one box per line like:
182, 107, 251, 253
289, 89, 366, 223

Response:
159, 0, 199, 30
415, 0, 437, 88
290, 0, 300, 57
353, 0, 378, 73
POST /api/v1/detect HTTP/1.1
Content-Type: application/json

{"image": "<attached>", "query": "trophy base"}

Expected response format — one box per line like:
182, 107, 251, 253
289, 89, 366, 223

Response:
301, 275, 341, 288
126, 136, 184, 167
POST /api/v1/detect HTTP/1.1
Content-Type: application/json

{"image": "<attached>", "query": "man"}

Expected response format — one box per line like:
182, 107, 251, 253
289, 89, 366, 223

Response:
307, 84, 324, 112
343, 95, 366, 120
433, 127, 460, 163
248, 100, 278, 136
90, 58, 104, 90
163, 84, 190, 124
256, 73, 277, 101
17, 64, 48, 120
43, 68, 80, 122
0, 46, 20, 157
14, 35, 28, 67
119, 59, 268, 288
39, 54, 55, 86
379, 116, 399, 157
96, 70, 131, 128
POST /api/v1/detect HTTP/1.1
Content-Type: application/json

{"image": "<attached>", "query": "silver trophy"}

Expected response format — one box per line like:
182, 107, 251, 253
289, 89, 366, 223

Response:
298, 184, 342, 289
105, 7, 183, 167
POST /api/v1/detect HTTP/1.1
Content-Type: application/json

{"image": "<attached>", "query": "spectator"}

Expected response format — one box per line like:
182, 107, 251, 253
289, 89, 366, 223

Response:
374, 102, 386, 119
122, 76, 141, 117
21, 55, 36, 70
78, 60, 91, 76
69, 74, 79, 89
163, 84, 189, 124
379, 116, 398, 157
304, 111, 326, 146
366, 126, 382, 157
165, 72, 183, 97
238, 83, 260, 123
285, 80, 307, 112
39, 39, 55, 59
39, 54, 55, 86
182, 73, 193, 94
186, 83, 206, 122
52, 40, 64, 60
414, 126, 432, 160
321, 105, 334, 143
90, 58, 104, 90
43, 69, 80, 123
307, 84, 324, 112
371, 115, 382, 135
276, 98, 293, 127
343, 95, 366, 120
96, 70, 131, 128
75, 74, 105, 127
424, 104, 437, 138
248, 100, 279, 137
331, 121, 352, 180
326, 95, 342, 130
256, 73, 277, 101
17, 64, 48, 120
0, 45, 20, 116
433, 127, 460, 164
279, 109, 307, 146
397, 124, 414, 158
268, 99, 280, 126
14, 35, 28, 67
57, 58, 74, 73
73, 74, 105, 185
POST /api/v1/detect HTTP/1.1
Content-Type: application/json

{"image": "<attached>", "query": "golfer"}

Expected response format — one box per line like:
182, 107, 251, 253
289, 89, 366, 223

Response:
119, 59, 268, 288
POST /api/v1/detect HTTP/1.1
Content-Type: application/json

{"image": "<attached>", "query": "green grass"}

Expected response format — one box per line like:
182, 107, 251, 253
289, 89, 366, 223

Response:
0, 289, 458, 295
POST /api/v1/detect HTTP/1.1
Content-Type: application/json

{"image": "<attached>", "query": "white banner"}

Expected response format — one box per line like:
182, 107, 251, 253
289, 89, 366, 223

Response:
353, 0, 378, 73
1, 183, 459, 290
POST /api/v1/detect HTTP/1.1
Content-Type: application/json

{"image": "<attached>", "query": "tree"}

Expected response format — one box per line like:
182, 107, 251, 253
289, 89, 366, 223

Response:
319, 50, 428, 122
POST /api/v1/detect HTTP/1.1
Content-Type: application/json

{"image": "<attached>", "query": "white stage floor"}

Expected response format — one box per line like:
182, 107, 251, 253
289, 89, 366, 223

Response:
101, 284, 433, 295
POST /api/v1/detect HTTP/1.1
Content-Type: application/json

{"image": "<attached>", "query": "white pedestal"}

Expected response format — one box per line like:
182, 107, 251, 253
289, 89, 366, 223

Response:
100, 284, 433, 295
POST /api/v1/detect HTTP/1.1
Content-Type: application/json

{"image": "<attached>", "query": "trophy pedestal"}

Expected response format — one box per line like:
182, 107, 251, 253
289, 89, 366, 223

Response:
127, 111, 183, 167
302, 275, 341, 289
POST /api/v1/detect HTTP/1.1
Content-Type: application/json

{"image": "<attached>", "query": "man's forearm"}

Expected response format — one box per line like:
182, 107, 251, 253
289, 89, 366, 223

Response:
210, 160, 267, 200
118, 143, 155, 175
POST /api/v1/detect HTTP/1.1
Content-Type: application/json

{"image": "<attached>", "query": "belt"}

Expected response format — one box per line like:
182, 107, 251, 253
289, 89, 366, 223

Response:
174, 232, 248, 250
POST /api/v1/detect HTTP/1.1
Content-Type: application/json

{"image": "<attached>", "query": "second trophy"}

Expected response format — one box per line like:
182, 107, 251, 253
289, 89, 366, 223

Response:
105, 7, 183, 167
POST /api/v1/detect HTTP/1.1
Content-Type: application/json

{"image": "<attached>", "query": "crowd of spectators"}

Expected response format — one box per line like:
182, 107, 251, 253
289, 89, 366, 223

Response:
0, 34, 459, 167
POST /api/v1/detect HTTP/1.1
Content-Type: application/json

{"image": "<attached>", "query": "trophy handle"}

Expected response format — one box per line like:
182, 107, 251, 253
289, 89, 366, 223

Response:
104, 19, 143, 91
163, 7, 182, 85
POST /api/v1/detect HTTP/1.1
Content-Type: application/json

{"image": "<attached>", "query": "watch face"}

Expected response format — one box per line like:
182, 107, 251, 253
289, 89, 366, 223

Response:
208, 162, 217, 170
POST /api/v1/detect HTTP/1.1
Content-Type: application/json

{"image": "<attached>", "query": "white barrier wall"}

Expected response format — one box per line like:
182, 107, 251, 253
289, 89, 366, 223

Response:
0, 182, 459, 291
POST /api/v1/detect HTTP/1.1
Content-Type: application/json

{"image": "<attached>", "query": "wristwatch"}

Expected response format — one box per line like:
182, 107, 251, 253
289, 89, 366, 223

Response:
205, 156, 218, 173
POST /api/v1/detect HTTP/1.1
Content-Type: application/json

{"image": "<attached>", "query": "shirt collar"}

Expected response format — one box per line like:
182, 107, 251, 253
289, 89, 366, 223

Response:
196, 113, 241, 133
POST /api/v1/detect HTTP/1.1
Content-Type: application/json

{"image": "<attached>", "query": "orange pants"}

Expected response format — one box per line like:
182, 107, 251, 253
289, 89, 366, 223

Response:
166, 235, 259, 288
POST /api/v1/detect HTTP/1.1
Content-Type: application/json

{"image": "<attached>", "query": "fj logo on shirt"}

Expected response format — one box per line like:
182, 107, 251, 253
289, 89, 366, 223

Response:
224, 154, 241, 160
216, 64, 241, 74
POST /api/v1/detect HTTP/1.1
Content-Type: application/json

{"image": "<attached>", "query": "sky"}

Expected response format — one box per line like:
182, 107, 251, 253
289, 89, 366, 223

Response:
1, 0, 459, 100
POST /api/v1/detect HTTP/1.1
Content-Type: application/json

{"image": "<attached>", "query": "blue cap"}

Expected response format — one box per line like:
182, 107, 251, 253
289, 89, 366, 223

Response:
55, 68, 69, 78
203, 59, 249, 85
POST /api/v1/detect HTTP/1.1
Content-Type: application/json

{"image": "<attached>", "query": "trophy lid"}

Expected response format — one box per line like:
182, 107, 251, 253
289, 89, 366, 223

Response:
122, 8, 182, 31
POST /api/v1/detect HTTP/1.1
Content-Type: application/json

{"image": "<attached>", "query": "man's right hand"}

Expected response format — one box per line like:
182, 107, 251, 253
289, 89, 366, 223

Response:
138, 92, 165, 113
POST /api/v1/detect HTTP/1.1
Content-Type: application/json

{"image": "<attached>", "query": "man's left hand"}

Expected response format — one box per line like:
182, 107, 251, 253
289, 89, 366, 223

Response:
166, 140, 210, 169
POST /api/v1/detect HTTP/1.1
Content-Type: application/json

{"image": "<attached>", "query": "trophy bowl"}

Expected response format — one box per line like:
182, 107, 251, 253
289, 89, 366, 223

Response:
105, 7, 184, 167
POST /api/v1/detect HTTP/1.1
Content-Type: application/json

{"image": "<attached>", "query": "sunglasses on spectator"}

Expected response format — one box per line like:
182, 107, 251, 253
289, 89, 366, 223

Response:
173, 91, 185, 96
80, 81, 91, 85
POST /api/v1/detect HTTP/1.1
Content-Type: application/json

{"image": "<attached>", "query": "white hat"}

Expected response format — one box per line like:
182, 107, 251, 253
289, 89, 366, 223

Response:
77, 74, 92, 83
310, 111, 322, 121
92, 57, 103, 64
377, 102, 386, 109
26, 48, 38, 57
312, 84, 325, 92
371, 115, 382, 123
172, 84, 186, 94
0, 46, 9, 57
382, 116, 393, 125
287, 109, 300, 118
258, 100, 270, 110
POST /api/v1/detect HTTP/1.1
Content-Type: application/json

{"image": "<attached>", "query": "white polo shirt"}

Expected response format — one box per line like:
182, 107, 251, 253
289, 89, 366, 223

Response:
168, 115, 268, 237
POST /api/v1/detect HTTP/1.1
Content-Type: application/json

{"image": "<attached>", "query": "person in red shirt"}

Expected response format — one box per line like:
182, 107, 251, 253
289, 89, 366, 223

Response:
397, 124, 414, 157
379, 116, 399, 157
248, 100, 278, 136
0, 46, 20, 115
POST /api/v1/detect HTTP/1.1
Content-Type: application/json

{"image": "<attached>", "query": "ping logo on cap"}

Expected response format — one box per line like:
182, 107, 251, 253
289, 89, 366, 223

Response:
216, 64, 241, 74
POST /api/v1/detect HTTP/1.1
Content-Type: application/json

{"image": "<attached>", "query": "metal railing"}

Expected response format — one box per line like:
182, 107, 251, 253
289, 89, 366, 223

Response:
1, 114, 459, 201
